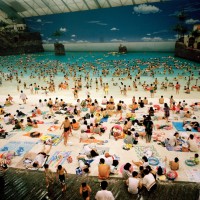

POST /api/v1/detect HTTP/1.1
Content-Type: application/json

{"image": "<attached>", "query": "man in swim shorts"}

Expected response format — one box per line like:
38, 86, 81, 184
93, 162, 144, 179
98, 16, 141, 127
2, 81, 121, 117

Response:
57, 165, 67, 192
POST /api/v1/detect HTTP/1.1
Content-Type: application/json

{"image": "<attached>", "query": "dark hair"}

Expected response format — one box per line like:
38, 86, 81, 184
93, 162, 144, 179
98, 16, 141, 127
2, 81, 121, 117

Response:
194, 154, 199, 158
82, 182, 87, 187
100, 181, 108, 190
189, 134, 194, 139
112, 160, 119, 167
83, 168, 89, 173
174, 132, 179, 137
157, 166, 163, 176
142, 156, 148, 162
44, 164, 49, 169
58, 165, 62, 170
132, 171, 138, 177
90, 150, 99, 157
143, 169, 149, 175
124, 163, 131, 171
139, 166, 144, 171
100, 158, 105, 164
146, 165, 152, 172
32, 162, 38, 168
174, 157, 179, 162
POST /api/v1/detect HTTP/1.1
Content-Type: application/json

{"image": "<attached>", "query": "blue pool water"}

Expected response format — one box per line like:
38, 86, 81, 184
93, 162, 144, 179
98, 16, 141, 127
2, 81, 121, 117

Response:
0, 52, 199, 78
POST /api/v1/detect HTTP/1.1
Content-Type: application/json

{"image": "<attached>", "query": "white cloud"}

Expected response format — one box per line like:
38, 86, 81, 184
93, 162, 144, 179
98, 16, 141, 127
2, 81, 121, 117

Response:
168, 38, 176, 41
133, 4, 160, 14
88, 20, 107, 26
152, 30, 168, 34
88, 20, 100, 23
42, 40, 47, 43
59, 27, 67, 32
185, 18, 200, 24
110, 27, 119, 31
110, 39, 123, 42
141, 37, 163, 41
77, 40, 88, 43
36, 19, 42, 22
147, 33, 151, 36
71, 39, 75, 41
97, 23, 107, 26
71, 34, 76, 37
47, 38, 52, 41
40, 34, 44, 37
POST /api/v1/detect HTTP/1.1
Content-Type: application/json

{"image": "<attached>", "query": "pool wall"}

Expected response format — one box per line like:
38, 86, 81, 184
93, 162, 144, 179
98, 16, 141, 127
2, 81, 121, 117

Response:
43, 42, 175, 52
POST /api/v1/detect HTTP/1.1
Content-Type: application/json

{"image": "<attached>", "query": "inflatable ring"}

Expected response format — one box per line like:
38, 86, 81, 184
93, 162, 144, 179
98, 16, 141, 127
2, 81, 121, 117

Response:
185, 159, 196, 166
166, 171, 178, 180
113, 124, 123, 131
30, 132, 41, 138
148, 157, 159, 166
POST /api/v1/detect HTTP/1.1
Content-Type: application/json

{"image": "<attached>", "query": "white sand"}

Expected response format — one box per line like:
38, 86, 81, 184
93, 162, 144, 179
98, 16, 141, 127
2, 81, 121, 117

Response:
0, 54, 199, 183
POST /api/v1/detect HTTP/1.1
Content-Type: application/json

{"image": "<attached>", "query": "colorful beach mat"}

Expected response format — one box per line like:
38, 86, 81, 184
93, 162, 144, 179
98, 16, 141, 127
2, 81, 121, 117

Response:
100, 117, 109, 123
134, 145, 160, 159
47, 151, 71, 169
0, 141, 36, 156
172, 122, 197, 132
38, 134, 62, 146
0, 132, 17, 140
11, 126, 32, 132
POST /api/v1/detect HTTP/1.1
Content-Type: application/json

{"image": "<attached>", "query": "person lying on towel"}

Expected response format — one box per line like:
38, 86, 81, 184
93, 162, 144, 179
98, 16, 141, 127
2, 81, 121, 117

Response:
32, 144, 52, 168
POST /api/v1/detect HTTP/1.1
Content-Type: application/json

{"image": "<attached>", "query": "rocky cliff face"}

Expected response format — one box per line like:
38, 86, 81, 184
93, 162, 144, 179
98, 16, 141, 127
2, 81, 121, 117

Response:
175, 42, 200, 62
54, 43, 65, 55
0, 31, 44, 56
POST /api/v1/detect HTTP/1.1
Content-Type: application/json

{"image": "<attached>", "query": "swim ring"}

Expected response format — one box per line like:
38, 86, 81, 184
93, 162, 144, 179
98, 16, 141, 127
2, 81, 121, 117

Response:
148, 157, 159, 166
185, 159, 196, 166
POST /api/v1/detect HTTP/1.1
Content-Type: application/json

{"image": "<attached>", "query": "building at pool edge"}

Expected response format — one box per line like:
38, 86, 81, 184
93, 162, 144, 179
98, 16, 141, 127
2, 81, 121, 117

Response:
174, 24, 200, 62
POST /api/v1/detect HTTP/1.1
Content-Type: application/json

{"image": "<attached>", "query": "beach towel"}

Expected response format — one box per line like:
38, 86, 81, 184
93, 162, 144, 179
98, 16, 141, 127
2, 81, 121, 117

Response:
100, 117, 109, 123
47, 125, 59, 131
47, 151, 71, 169
11, 126, 32, 132
172, 122, 197, 132
156, 124, 173, 130
0, 141, 36, 156
39, 134, 62, 146
134, 145, 160, 159
0, 132, 16, 140
184, 169, 200, 182
81, 139, 104, 144
15, 152, 37, 169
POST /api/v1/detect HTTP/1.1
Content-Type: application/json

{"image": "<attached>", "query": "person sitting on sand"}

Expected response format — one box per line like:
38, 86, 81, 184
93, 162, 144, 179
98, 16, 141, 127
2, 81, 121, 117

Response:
132, 156, 149, 168
159, 96, 164, 104
4, 98, 12, 106
0, 106, 5, 115
187, 134, 198, 152
98, 158, 110, 180
13, 119, 25, 130
169, 157, 179, 171
168, 132, 180, 147
27, 117, 38, 128
122, 163, 133, 179
71, 119, 80, 130
185, 87, 190, 94
184, 111, 192, 118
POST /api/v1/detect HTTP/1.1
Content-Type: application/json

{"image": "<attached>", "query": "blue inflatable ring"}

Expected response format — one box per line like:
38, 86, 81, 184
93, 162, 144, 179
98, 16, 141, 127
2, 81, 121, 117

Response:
148, 157, 159, 166
185, 159, 196, 166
